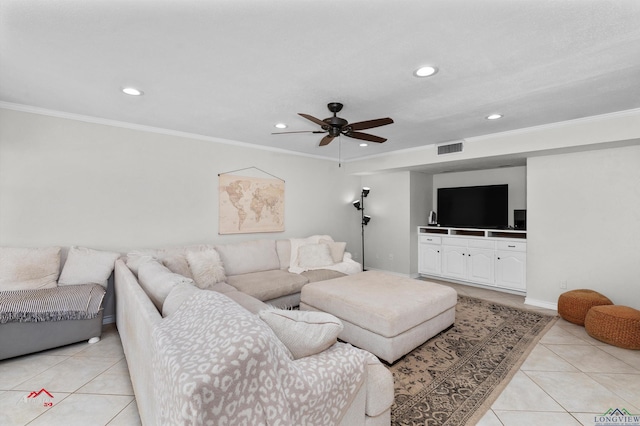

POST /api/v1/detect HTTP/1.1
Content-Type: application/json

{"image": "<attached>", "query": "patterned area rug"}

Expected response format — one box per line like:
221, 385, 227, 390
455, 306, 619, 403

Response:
390, 295, 557, 426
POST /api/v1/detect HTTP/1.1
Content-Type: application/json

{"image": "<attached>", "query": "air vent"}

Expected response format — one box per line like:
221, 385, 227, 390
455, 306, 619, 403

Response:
437, 142, 464, 155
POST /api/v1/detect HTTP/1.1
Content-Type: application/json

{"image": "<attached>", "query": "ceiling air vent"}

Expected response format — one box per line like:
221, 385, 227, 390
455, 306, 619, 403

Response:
437, 141, 464, 155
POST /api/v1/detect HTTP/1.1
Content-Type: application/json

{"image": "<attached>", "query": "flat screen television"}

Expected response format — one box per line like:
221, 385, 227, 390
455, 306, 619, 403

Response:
437, 184, 508, 229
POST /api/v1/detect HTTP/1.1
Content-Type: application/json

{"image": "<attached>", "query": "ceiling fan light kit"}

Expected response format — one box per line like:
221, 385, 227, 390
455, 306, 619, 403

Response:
274, 102, 393, 147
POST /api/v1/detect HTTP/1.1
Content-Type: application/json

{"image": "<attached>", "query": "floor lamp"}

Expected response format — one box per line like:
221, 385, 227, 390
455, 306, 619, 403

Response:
353, 187, 371, 271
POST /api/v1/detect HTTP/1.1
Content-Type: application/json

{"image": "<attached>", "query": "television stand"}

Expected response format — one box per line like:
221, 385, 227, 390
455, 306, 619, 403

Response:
418, 226, 527, 293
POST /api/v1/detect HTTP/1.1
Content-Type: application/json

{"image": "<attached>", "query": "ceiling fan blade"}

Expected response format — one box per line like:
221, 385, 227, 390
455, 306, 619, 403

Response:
319, 135, 335, 146
298, 113, 328, 127
271, 130, 326, 134
349, 117, 394, 131
345, 131, 387, 143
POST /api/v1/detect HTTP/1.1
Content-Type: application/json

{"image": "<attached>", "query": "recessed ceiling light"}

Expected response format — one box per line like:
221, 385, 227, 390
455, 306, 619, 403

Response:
122, 87, 143, 96
486, 113, 503, 120
359, 143, 368, 147
274, 123, 287, 129
414, 66, 438, 78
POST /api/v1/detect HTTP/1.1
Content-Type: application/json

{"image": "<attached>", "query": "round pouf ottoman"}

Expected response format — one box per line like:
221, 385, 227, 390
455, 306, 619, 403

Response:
557, 289, 613, 326
585, 305, 640, 350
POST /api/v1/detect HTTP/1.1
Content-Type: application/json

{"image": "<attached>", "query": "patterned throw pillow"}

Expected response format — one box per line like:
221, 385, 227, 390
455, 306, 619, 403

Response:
258, 308, 344, 359
186, 249, 227, 289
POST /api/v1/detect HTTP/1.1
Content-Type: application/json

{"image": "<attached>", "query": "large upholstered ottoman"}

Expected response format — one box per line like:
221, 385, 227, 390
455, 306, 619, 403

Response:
300, 270, 457, 363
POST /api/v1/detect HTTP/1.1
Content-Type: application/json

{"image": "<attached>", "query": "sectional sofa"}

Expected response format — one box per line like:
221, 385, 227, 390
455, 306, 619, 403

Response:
116, 236, 394, 425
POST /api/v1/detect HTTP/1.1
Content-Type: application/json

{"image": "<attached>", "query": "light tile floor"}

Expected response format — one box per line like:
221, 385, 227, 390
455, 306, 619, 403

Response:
1, 283, 638, 425
439, 282, 640, 426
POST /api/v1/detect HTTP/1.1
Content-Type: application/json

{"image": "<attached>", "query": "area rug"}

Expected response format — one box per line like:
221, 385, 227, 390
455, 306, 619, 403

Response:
390, 295, 557, 426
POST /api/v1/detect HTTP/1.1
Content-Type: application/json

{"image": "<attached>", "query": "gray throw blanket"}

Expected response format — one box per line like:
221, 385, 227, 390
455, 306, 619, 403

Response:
0, 284, 105, 324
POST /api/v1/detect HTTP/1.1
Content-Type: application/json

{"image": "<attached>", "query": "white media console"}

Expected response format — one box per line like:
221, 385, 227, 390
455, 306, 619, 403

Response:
418, 226, 527, 293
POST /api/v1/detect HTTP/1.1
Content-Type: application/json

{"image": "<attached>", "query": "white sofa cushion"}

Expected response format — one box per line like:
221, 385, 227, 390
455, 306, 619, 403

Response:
215, 239, 280, 276
0, 246, 60, 291
161, 254, 193, 279
297, 243, 334, 269
58, 246, 120, 288
258, 308, 344, 359
186, 249, 226, 289
138, 260, 194, 312
226, 269, 308, 301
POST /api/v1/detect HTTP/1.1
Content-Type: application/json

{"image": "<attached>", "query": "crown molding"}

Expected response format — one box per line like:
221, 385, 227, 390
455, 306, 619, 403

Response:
0, 101, 337, 163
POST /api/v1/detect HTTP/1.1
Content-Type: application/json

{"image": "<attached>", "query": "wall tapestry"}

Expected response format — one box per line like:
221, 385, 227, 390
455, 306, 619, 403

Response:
218, 169, 285, 234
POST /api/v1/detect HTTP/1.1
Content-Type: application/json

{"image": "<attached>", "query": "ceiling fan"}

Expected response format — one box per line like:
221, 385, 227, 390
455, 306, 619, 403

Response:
273, 102, 393, 146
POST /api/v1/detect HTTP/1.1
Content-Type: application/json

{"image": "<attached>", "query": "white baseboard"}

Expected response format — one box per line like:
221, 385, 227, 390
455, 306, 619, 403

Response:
102, 315, 115, 325
525, 297, 558, 311
363, 267, 412, 278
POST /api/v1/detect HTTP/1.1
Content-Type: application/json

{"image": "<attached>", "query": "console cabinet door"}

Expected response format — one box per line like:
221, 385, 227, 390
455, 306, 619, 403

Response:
467, 248, 495, 285
419, 243, 441, 275
442, 246, 467, 280
495, 251, 526, 290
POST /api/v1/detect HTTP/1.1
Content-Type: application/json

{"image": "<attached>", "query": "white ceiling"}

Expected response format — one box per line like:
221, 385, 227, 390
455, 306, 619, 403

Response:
2, 0, 640, 162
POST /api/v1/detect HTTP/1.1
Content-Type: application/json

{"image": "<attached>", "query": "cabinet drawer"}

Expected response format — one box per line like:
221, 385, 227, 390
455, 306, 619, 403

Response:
442, 237, 467, 247
498, 241, 527, 252
468, 239, 496, 249
420, 235, 441, 244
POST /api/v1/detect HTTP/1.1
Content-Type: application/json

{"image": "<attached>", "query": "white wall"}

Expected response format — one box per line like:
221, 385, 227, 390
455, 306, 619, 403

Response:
0, 108, 361, 249
360, 172, 411, 274
527, 145, 640, 309
410, 171, 433, 276
433, 166, 526, 227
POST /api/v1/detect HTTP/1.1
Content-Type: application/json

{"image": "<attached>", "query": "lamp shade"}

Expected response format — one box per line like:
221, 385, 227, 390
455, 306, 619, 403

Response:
353, 200, 361, 210
362, 187, 370, 197
363, 215, 371, 225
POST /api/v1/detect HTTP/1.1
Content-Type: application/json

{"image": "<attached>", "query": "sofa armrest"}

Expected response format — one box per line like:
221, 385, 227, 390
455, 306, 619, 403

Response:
292, 342, 369, 420
363, 354, 394, 417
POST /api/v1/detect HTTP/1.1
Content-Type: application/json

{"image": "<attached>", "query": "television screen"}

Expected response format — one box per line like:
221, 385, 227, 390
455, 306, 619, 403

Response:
437, 184, 508, 229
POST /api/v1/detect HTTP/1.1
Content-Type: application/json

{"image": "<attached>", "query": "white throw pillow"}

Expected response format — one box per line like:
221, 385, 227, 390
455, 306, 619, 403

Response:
186, 249, 227, 289
0, 246, 60, 291
297, 243, 334, 269
320, 239, 347, 263
258, 308, 344, 359
138, 260, 195, 312
58, 246, 120, 288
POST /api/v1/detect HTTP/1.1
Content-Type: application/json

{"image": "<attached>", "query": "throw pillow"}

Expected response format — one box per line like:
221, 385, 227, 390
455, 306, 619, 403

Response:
58, 246, 120, 288
162, 282, 200, 317
297, 243, 334, 269
0, 246, 61, 291
186, 249, 227, 289
258, 308, 344, 359
138, 260, 195, 312
162, 254, 194, 279
320, 239, 347, 263
125, 252, 156, 276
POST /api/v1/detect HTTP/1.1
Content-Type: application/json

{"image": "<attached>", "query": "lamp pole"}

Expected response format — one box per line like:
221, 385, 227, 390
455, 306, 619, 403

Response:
353, 187, 370, 271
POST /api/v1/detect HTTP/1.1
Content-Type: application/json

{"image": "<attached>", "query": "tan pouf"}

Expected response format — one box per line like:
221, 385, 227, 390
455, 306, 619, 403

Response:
557, 289, 613, 325
585, 305, 640, 350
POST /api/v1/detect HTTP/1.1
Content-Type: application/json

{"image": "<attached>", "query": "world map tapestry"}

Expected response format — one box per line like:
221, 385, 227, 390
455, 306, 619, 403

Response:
218, 174, 285, 234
